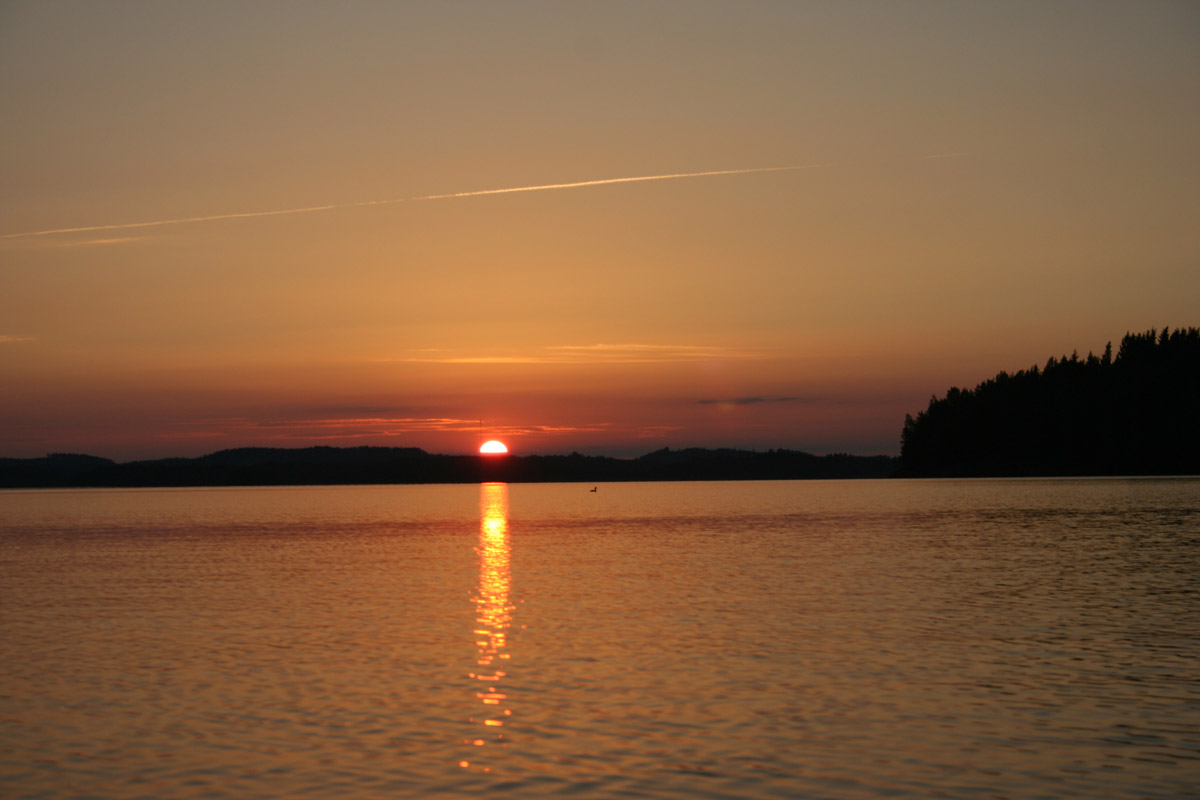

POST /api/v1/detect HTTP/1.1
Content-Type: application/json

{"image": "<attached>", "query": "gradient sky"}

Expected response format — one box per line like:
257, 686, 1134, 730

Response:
2, 1, 1198, 459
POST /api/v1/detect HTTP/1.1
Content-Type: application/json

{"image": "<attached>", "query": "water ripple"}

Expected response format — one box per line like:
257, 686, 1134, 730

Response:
2, 479, 1198, 798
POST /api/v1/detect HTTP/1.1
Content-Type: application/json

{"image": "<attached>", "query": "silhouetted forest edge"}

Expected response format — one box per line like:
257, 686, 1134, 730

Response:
0, 447, 899, 488
899, 327, 1200, 477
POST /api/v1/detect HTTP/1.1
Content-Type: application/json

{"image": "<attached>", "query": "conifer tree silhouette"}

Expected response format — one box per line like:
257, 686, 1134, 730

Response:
900, 327, 1200, 476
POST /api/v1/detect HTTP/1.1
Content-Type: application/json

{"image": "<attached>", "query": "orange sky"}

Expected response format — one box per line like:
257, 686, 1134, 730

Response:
2, 1, 1198, 459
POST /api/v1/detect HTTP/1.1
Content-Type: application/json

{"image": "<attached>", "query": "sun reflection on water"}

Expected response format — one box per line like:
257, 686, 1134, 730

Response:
461, 482, 513, 771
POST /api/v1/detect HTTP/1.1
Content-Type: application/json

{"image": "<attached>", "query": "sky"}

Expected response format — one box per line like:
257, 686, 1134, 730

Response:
2, 0, 1198, 460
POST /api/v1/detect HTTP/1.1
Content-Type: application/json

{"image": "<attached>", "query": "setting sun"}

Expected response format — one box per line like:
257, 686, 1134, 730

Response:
479, 440, 508, 455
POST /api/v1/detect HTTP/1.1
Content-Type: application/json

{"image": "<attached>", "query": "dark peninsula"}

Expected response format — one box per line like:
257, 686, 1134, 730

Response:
899, 327, 1200, 477
0, 447, 899, 489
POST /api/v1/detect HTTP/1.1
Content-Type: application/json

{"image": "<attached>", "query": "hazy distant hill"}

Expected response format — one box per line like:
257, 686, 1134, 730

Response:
0, 446, 897, 488
899, 327, 1200, 476
0, 453, 115, 488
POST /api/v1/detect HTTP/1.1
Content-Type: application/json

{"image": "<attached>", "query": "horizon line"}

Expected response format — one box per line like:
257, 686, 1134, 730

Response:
5, 442, 896, 462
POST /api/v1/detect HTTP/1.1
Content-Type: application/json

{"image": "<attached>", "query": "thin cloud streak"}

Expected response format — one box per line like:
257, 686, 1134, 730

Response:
0, 164, 829, 241
4, 236, 149, 250
415, 165, 829, 202
157, 416, 491, 442
390, 343, 764, 365
51, 236, 148, 248
156, 415, 675, 444
549, 344, 728, 352
699, 396, 816, 406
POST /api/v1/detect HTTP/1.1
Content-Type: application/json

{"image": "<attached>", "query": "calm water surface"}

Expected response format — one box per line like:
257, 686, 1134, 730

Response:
1, 478, 1198, 798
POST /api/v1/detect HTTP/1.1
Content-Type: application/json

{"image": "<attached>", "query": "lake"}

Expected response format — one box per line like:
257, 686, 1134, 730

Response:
2, 478, 1198, 798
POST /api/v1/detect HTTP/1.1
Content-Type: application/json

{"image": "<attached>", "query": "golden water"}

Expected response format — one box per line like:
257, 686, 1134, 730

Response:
2, 478, 1198, 797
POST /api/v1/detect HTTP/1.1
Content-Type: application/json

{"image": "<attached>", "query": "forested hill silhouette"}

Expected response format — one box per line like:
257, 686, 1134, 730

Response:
899, 327, 1200, 477
0, 445, 898, 488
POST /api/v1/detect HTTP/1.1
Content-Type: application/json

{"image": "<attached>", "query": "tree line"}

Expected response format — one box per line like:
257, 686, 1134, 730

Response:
900, 327, 1200, 476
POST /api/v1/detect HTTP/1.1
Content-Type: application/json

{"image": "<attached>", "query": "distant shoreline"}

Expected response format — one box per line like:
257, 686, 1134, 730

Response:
5, 445, 1197, 490
0, 446, 900, 489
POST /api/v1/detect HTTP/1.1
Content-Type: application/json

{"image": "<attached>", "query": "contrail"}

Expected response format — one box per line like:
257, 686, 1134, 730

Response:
414, 164, 828, 201
0, 164, 829, 241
